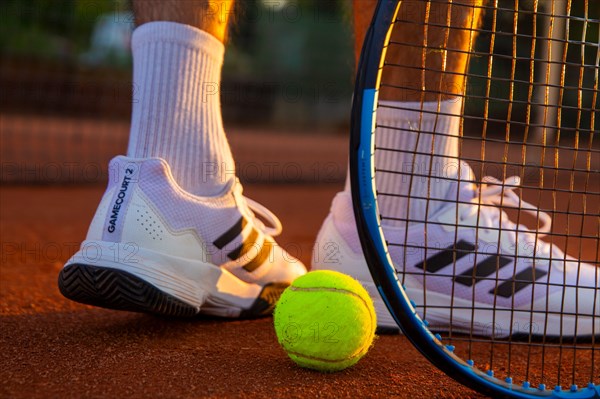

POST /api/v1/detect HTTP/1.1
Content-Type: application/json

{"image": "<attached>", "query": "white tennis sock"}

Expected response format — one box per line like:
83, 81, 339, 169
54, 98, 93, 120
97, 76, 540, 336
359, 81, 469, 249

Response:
344, 99, 462, 226
127, 22, 234, 197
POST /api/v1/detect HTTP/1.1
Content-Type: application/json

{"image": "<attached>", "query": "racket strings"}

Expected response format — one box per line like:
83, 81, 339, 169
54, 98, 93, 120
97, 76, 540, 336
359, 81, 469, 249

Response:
374, 0, 598, 390
377, 169, 598, 198
376, 125, 599, 152
379, 86, 599, 112
379, 201, 593, 228
538, 1, 591, 384
377, 103, 598, 136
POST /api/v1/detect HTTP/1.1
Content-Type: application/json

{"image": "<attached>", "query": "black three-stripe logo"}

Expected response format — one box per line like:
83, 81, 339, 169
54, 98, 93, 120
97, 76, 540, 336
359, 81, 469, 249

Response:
416, 240, 547, 298
214, 217, 272, 272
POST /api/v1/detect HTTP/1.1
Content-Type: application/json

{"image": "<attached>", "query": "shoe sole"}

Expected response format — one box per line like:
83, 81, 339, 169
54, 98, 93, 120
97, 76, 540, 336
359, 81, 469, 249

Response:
58, 263, 199, 317
363, 279, 599, 339
58, 263, 288, 318
59, 240, 293, 318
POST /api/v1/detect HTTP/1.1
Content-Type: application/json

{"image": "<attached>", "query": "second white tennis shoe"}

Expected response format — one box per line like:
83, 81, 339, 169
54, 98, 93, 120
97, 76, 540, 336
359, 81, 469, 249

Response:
313, 162, 599, 338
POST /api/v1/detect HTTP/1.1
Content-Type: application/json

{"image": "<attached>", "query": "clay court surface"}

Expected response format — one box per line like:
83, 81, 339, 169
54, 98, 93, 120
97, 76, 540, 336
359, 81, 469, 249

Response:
2, 125, 598, 399
1, 184, 488, 399
0, 126, 489, 399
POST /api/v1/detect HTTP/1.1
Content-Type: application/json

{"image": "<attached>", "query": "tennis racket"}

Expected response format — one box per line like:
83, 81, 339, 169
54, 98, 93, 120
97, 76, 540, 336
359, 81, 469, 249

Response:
350, 0, 599, 397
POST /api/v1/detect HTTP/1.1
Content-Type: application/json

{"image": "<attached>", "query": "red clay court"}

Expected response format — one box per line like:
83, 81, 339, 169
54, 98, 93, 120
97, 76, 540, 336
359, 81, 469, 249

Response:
1, 128, 488, 398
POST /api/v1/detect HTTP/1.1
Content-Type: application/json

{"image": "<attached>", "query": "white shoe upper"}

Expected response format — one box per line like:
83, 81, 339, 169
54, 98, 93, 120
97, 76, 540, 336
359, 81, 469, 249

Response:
66, 156, 306, 316
313, 163, 599, 337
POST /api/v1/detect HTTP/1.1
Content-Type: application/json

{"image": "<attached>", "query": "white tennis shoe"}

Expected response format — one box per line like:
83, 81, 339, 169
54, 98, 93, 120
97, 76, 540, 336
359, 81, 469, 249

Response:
313, 162, 599, 338
59, 156, 306, 318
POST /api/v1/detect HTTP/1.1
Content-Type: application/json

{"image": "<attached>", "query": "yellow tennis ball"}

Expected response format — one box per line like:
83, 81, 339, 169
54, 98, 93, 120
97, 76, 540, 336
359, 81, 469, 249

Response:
273, 270, 377, 372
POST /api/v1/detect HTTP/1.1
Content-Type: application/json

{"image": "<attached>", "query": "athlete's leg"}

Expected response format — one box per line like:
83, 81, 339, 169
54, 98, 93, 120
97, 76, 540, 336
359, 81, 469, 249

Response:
58, 0, 306, 318
353, 0, 483, 224
133, 0, 231, 41
354, 0, 481, 102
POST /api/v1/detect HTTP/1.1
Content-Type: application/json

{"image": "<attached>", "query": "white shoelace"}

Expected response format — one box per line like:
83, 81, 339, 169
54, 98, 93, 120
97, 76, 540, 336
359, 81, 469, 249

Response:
233, 181, 283, 237
245, 197, 283, 236
459, 175, 553, 257
478, 175, 552, 235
